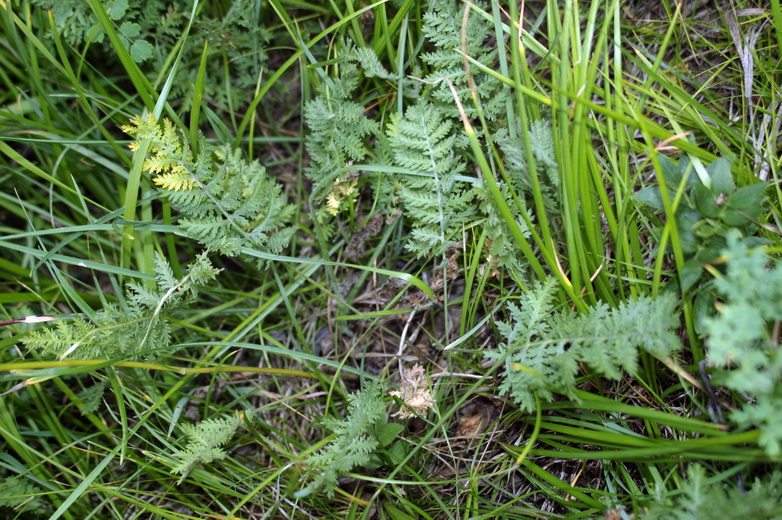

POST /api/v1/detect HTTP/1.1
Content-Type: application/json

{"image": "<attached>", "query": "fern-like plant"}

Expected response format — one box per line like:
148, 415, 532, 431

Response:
302, 15, 515, 259
481, 119, 562, 274
123, 114, 295, 263
702, 231, 782, 456
77, 380, 109, 416
0, 474, 47, 517
33, 0, 271, 110
31, 0, 141, 55
485, 280, 681, 411
297, 381, 388, 497
302, 46, 403, 235
24, 252, 218, 359
421, 0, 506, 121
494, 120, 560, 213
642, 465, 782, 519
170, 412, 244, 484
338, 39, 395, 81
387, 101, 476, 257
303, 72, 380, 202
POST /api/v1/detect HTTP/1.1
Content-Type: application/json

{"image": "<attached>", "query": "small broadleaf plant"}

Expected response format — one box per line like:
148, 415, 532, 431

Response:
633, 155, 768, 292
123, 114, 295, 264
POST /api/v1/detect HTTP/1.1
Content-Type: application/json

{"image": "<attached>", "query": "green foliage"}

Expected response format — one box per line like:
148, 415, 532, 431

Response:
303, 12, 514, 257
301, 48, 403, 231
300, 0, 541, 261
495, 121, 560, 213
339, 39, 395, 81
170, 413, 244, 484
702, 231, 782, 456
123, 114, 295, 262
387, 101, 476, 257
643, 465, 782, 519
77, 379, 108, 415
32, 0, 270, 110
31, 0, 130, 48
477, 179, 530, 274
421, 0, 505, 120
186, 0, 271, 110
5, 0, 782, 518
298, 381, 389, 497
484, 120, 562, 273
0, 475, 47, 517
486, 280, 681, 411
303, 73, 380, 199
634, 155, 768, 292
23, 253, 218, 359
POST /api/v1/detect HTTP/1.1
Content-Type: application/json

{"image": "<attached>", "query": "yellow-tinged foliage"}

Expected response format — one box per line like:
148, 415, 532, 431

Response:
325, 176, 358, 216
123, 113, 196, 191
120, 113, 295, 262
153, 171, 197, 191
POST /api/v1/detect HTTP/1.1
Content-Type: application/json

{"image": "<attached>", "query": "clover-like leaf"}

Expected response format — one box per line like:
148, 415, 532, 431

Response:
130, 39, 153, 63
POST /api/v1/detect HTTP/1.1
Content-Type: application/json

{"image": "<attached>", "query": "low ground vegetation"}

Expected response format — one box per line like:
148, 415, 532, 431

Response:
1, 1, 781, 518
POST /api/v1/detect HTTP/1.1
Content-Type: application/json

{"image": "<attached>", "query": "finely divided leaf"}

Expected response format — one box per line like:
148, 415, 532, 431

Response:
387, 101, 475, 257
300, 382, 387, 497
487, 282, 681, 412
171, 414, 243, 484
124, 115, 295, 264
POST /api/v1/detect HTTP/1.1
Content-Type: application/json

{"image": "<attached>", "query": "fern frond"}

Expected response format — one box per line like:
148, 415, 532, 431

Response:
644, 465, 782, 520
152, 171, 197, 191
34, 0, 271, 107
77, 380, 108, 416
421, 0, 507, 120
23, 253, 218, 360
300, 382, 387, 497
481, 120, 563, 273
23, 317, 113, 359
703, 231, 782, 456
387, 101, 476, 257
153, 253, 178, 293
339, 39, 394, 80
303, 76, 380, 197
124, 115, 295, 263
487, 283, 681, 412
0, 475, 47, 517
477, 181, 531, 274
31, 0, 117, 46
494, 121, 560, 213
170, 413, 243, 484
528, 120, 559, 187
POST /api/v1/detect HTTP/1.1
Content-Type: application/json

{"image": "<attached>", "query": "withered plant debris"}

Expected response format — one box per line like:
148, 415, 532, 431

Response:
390, 364, 435, 419
345, 212, 384, 260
